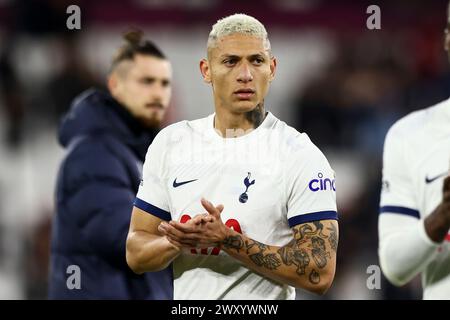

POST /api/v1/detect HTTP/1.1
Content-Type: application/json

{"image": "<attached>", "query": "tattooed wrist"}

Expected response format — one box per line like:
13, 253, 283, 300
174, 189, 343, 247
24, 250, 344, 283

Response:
222, 233, 244, 252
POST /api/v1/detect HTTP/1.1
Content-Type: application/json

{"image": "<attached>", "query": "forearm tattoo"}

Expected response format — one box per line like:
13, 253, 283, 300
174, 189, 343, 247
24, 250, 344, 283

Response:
222, 220, 338, 286
222, 235, 244, 253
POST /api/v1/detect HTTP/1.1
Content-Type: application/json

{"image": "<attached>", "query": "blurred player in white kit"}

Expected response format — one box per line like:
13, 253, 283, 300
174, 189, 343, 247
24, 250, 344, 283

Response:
378, 1, 450, 299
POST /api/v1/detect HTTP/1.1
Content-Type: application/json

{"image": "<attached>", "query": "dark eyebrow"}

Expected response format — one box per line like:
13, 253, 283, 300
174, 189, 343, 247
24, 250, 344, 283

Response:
220, 54, 241, 60
220, 52, 267, 60
248, 53, 265, 59
140, 76, 155, 81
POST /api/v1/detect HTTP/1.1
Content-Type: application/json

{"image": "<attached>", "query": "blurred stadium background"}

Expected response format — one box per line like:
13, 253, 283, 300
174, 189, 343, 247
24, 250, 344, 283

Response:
0, 0, 449, 299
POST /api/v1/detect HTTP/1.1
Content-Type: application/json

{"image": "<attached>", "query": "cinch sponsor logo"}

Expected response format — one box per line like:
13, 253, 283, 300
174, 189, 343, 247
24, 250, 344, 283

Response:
308, 173, 336, 192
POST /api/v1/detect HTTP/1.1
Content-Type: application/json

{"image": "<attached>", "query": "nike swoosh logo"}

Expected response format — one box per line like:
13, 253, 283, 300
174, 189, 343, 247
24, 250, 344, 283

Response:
173, 178, 198, 188
425, 172, 447, 184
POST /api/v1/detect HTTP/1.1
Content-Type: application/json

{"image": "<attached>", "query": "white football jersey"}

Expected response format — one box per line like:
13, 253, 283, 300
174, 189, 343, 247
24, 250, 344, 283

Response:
135, 111, 337, 300
380, 98, 450, 299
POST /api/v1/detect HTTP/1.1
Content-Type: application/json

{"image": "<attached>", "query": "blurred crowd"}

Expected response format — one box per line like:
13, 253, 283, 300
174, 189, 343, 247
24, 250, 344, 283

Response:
0, 0, 449, 299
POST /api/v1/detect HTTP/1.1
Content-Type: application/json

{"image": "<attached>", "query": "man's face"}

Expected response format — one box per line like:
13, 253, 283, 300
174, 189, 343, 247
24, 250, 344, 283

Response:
201, 34, 276, 114
109, 54, 172, 128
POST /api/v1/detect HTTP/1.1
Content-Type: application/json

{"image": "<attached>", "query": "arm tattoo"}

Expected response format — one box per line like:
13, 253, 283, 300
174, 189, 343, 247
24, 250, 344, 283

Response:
246, 239, 281, 269
283, 221, 335, 284
327, 223, 338, 252
313, 220, 328, 238
311, 236, 330, 269
295, 224, 313, 241
222, 235, 244, 253
245, 239, 267, 254
277, 246, 310, 275
223, 221, 337, 287
250, 252, 281, 270
309, 269, 320, 284
223, 236, 281, 272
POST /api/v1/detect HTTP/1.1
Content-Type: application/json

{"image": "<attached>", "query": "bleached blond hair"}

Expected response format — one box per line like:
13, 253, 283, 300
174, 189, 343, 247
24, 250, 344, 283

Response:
207, 14, 271, 52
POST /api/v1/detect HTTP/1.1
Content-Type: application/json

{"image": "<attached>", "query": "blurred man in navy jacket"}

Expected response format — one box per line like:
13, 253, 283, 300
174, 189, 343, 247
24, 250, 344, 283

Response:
49, 31, 173, 299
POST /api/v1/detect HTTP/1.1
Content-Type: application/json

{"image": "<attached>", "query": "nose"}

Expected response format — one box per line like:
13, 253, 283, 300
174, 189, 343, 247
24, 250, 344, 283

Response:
150, 82, 165, 101
237, 63, 253, 83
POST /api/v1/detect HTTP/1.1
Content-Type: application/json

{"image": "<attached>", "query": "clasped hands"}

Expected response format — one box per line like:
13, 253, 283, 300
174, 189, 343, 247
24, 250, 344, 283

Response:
158, 198, 230, 249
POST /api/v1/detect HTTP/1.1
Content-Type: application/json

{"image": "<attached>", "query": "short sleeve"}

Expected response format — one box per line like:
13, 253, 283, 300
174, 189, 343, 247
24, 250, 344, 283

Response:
285, 136, 338, 227
134, 130, 171, 221
379, 126, 419, 218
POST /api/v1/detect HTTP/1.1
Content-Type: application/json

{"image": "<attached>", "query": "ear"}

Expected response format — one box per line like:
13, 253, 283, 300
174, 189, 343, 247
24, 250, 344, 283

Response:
200, 59, 212, 84
107, 72, 119, 94
269, 57, 277, 82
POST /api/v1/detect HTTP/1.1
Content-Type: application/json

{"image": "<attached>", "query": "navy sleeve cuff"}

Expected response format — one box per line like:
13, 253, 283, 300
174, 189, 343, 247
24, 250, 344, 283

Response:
134, 198, 171, 221
288, 210, 338, 228
379, 206, 420, 219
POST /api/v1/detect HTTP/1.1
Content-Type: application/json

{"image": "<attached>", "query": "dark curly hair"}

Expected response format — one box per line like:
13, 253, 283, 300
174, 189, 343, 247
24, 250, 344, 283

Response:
111, 29, 166, 71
